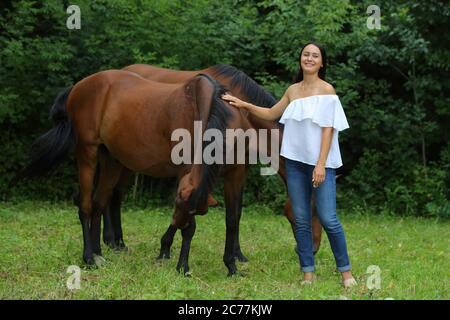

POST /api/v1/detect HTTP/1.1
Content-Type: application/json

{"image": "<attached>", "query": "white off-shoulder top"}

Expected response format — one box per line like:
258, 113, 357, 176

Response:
279, 95, 349, 169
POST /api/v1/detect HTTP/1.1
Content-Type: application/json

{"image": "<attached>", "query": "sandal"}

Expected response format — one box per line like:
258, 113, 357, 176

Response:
301, 275, 317, 286
343, 277, 357, 288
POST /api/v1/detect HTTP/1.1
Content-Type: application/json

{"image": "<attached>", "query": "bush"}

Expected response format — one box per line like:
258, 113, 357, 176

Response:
384, 164, 449, 218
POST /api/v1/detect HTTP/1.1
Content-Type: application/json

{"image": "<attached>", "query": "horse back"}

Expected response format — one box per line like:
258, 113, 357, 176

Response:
67, 70, 199, 175
123, 64, 203, 84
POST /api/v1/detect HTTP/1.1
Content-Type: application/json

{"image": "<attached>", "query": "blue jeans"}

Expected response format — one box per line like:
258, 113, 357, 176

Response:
285, 158, 351, 273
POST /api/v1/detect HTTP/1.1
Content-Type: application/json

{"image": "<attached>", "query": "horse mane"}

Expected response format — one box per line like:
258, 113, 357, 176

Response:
210, 64, 277, 108
188, 73, 231, 211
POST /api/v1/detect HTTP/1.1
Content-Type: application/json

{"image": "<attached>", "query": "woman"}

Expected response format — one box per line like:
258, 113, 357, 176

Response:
222, 42, 357, 287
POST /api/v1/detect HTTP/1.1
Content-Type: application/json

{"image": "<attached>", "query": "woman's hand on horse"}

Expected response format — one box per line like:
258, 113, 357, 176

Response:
312, 164, 325, 188
222, 93, 248, 109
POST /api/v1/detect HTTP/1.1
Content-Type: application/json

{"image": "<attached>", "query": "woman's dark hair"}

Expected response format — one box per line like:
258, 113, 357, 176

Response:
294, 42, 327, 83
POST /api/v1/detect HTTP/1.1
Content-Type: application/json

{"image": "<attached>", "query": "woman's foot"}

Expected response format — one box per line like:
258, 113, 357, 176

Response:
341, 271, 357, 288
301, 272, 316, 285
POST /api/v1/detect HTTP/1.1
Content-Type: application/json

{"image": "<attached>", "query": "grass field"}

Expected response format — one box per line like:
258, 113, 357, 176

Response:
0, 201, 448, 300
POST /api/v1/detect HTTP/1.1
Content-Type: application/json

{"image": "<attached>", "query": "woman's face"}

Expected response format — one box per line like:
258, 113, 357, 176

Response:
300, 44, 323, 75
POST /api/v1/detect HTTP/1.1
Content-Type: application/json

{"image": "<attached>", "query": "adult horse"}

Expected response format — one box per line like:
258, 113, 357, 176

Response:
21, 70, 238, 274
101, 64, 324, 263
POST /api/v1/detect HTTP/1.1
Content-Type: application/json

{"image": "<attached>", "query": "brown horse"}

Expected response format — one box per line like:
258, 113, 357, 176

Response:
102, 64, 323, 262
21, 70, 240, 274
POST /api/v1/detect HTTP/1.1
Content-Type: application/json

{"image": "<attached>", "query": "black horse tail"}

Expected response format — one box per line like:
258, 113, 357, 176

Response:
19, 86, 75, 179
186, 74, 231, 212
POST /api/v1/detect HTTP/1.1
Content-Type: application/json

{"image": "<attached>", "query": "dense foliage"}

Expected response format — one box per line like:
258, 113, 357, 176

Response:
1, 0, 448, 217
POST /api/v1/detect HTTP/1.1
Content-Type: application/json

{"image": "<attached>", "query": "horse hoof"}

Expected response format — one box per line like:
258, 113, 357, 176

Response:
84, 256, 95, 266
117, 240, 128, 251
156, 250, 169, 262
156, 252, 170, 260
105, 242, 118, 251
226, 268, 244, 277
93, 254, 106, 267
235, 253, 249, 263
176, 265, 190, 276
184, 271, 192, 278
227, 271, 244, 278
106, 241, 128, 253
114, 245, 128, 253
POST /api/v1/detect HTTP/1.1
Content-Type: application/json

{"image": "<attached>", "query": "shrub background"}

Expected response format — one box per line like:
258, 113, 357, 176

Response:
0, 0, 449, 217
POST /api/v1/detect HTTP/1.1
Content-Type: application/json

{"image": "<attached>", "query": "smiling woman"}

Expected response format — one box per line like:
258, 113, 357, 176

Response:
222, 42, 355, 287
295, 42, 327, 83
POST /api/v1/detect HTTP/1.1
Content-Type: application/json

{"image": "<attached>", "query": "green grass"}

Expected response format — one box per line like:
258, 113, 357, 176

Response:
0, 201, 448, 300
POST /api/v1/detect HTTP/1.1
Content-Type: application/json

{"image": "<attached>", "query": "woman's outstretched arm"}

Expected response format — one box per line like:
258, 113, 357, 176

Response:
221, 86, 293, 121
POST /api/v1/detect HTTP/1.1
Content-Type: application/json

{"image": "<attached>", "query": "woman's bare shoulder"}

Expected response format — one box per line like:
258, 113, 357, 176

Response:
285, 83, 301, 99
319, 80, 336, 95
287, 82, 302, 92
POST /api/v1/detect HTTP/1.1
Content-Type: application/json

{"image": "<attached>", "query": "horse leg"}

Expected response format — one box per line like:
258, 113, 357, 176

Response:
234, 184, 248, 262
109, 187, 126, 250
109, 169, 130, 251
102, 203, 115, 248
223, 166, 246, 277
312, 214, 323, 254
311, 194, 323, 255
157, 224, 177, 260
156, 198, 219, 262
176, 216, 196, 276
76, 145, 98, 266
92, 151, 123, 262
102, 168, 130, 251
157, 194, 218, 261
